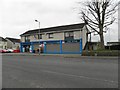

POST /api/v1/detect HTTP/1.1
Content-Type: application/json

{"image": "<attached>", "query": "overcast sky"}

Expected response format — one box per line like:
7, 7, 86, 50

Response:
0, 0, 118, 44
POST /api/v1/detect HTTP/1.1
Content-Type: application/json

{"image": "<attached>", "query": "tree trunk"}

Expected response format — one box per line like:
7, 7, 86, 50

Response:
99, 33, 105, 50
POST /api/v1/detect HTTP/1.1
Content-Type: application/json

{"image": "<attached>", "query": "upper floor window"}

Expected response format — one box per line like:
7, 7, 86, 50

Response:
38, 34, 42, 39
48, 33, 54, 39
64, 31, 74, 41
25, 36, 30, 42
64, 31, 74, 37
25, 36, 28, 40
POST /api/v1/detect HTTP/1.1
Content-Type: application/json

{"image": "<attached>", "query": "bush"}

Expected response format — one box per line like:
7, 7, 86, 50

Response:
82, 50, 119, 56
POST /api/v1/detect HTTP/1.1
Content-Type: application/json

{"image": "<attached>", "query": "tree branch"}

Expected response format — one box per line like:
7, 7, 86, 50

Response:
88, 8, 99, 22
103, 18, 116, 28
87, 23, 99, 33
82, 11, 99, 25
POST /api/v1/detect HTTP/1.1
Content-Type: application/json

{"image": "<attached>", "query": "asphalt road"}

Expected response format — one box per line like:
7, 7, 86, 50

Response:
2, 54, 118, 88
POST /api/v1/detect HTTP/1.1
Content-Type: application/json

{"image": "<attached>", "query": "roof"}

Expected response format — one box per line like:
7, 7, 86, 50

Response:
20, 23, 86, 36
0, 37, 7, 42
6, 37, 20, 43
107, 42, 120, 45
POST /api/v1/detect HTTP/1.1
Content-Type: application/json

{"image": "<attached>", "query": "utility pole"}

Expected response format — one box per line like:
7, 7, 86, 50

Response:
35, 20, 41, 55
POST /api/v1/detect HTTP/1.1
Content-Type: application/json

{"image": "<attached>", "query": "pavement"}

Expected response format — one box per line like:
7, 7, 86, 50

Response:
2, 54, 118, 88
1, 53, 118, 59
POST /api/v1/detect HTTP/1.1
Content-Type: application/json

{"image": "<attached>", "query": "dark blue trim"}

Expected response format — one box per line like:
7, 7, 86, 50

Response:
21, 39, 80, 45
80, 38, 82, 53
21, 42, 31, 45
32, 40, 61, 44
20, 43, 23, 52
60, 40, 62, 54
43, 42, 47, 53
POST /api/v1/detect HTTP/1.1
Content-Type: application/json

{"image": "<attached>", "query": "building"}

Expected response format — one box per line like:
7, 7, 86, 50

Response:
20, 23, 88, 54
107, 42, 120, 46
0, 36, 7, 49
5, 37, 20, 50
105, 41, 120, 50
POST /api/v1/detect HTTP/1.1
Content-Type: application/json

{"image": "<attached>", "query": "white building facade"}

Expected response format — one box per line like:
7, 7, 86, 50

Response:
0, 37, 7, 49
20, 23, 88, 54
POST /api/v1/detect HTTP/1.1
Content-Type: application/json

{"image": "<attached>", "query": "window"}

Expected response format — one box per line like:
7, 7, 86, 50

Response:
38, 34, 42, 39
25, 36, 30, 42
25, 36, 28, 40
64, 31, 74, 41
64, 33, 69, 37
48, 33, 54, 39
64, 31, 74, 37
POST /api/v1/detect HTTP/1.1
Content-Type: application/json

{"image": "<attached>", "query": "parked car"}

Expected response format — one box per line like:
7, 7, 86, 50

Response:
13, 50, 20, 53
0, 49, 7, 53
0, 49, 20, 53
7, 49, 14, 53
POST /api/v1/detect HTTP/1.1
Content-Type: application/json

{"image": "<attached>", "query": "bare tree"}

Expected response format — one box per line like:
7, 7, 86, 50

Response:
80, 0, 119, 49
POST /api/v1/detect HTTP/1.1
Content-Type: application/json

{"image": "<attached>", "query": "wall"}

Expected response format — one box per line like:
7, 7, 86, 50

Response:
82, 26, 87, 49
0, 41, 7, 49
62, 43, 80, 52
46, 43, 60, 53
12, 43, 20, 50
74, 28, 87, 49
74, 30, 82, 39
21, 37, 25, 42
30, 32, 64, 42
6, 39, 20, 50
21, 27, 87, 50
6, 39, 12, 49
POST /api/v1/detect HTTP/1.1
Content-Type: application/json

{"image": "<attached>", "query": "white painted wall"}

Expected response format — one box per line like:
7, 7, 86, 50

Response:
21, 28, 88, 49
6, 39, 20, 50
82, 26, 87, 49
0, 41, 7, 49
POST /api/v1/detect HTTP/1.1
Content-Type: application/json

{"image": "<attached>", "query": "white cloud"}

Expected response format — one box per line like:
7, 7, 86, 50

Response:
1, 0, 81, 38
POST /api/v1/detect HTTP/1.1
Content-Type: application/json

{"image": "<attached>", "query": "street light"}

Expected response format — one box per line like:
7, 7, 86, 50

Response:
35, 20, 41, 55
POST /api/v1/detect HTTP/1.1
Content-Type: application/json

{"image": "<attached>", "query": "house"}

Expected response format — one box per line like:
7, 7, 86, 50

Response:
20, 23, 88, 54
0, 36, 7, 49
5, 37, 20, 50
107, 42, 120, 46
105, 41, 120, 50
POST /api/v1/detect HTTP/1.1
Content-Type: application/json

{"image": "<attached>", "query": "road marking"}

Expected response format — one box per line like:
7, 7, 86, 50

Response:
42, 70, 118, 84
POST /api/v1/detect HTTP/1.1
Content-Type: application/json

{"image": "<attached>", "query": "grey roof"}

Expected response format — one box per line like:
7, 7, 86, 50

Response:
0, 37, 7, 42
6, 37, 20, 43
20, 23, 86, 36
107, 42, 120, 45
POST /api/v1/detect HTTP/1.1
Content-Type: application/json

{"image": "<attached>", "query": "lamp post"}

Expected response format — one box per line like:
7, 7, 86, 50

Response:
35, 20, 41, 55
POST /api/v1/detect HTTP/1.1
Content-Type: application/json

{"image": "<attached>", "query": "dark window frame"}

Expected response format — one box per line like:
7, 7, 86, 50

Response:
48, 33, 54, 39
38, 34, 42, 39
25, 36, 30, 42
64, 31, 74, 38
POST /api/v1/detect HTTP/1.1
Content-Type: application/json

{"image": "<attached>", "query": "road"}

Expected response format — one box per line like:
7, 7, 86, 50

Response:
2, 54, 118, 88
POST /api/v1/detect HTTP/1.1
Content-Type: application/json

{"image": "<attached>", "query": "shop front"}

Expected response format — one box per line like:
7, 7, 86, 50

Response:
20, 39, 82, 54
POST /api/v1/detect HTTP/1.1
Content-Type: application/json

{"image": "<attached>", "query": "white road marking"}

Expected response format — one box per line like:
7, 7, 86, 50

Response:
42, 70, 118, 84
